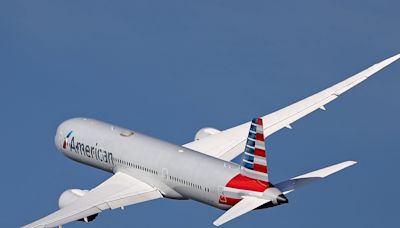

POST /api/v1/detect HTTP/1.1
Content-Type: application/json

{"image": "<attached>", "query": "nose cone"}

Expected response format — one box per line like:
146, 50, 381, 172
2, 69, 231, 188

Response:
55, 118, 80, 151
55, 120, 68, 151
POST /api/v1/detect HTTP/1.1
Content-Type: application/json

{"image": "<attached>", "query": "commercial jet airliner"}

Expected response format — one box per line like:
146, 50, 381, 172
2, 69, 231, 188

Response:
23, 54, 400, 227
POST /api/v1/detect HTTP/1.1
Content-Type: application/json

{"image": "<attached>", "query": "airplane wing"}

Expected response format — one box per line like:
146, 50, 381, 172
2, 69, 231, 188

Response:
183, 54, 400, 161
22, 172, 163, 228
213, 196, 271, 226
275, 160, 357, 194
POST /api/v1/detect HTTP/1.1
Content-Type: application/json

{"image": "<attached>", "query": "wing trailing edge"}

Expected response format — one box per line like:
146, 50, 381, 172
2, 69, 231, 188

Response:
183, 54, 400, 161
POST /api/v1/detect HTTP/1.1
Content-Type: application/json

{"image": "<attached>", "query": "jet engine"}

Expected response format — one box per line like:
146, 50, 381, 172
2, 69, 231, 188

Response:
58, 189, 98, 222
194, 127, 221, 141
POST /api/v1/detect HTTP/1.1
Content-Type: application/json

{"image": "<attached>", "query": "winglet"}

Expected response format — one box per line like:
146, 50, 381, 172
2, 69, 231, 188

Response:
378, 53, 400, 69
365, 53, 400, 79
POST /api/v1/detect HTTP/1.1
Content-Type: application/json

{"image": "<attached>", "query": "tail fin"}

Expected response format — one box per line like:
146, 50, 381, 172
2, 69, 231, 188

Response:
240, 117, 268, 182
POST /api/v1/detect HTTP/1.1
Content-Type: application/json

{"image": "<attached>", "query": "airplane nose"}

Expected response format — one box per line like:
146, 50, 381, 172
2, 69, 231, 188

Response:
55, 122, 65, 149
55, 119, 73, 150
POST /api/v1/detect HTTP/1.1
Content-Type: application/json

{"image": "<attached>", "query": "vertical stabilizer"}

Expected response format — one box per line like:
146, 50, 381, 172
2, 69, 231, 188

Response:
240, 117, 268, 182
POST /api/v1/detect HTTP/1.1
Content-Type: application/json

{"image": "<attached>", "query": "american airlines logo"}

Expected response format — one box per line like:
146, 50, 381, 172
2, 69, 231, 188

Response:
63, 131, 73, 149
63, 131, 114, 165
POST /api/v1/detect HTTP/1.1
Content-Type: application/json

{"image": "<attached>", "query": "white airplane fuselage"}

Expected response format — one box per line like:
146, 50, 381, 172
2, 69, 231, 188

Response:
56, 118, 284, 211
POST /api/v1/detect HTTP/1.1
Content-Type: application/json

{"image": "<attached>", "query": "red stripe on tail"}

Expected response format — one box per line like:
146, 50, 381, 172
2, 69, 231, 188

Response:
256, 133, 264, 141
253, 164, 268, 173
254, 148, 266, 157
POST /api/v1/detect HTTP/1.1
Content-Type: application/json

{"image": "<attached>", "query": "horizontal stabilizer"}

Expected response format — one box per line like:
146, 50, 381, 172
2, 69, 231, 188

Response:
276, 161, 357, 194
213, 196, 270, 226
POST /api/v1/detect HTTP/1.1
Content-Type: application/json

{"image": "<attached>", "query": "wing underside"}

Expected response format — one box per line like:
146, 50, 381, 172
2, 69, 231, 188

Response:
22, 172, 163, 228
183, 54, 400, 161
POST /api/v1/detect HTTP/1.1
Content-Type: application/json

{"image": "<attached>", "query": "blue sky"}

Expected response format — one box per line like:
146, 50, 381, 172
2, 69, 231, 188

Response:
1, 1, 399, 227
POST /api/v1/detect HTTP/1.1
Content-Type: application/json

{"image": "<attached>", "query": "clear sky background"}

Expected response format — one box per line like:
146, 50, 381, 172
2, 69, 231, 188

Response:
1, 1, 399, 227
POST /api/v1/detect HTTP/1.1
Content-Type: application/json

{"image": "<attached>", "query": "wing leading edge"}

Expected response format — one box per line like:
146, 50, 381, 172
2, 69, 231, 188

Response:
22, 172, 163, 228
183, 54, 400, 161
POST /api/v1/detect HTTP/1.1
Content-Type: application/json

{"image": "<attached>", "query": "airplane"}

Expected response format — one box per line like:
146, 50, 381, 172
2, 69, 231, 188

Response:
23, 54, 399, 228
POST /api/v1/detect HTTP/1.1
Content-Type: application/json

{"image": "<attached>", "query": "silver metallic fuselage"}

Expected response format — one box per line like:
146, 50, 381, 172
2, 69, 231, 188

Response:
55, 118, 241, 210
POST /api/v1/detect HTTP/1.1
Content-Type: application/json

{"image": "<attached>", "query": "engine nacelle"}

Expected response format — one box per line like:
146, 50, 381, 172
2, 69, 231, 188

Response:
58, 189, 89, 209
58, 189, 99, 222
194, 127, 221, 141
